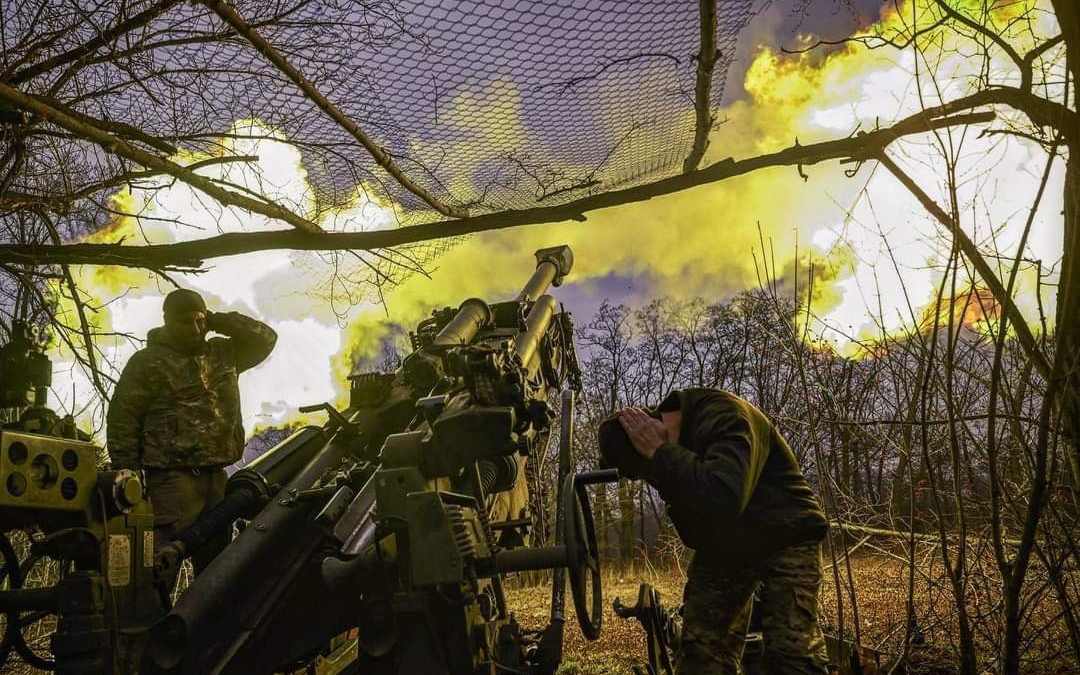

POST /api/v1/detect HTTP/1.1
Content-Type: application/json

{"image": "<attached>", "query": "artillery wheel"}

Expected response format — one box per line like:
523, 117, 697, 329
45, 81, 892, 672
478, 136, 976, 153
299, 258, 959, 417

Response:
562, 473, 603, 640
12, 547, 58, 670
0, 532, 22, 667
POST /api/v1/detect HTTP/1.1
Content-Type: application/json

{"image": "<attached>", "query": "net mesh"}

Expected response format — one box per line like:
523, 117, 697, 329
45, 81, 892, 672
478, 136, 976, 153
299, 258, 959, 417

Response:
0, 0, 758, 239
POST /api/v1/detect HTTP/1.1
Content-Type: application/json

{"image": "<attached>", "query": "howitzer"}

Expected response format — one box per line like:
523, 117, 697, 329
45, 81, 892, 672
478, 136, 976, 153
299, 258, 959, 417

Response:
143, 244, 615, 675
0, 245, 620, 675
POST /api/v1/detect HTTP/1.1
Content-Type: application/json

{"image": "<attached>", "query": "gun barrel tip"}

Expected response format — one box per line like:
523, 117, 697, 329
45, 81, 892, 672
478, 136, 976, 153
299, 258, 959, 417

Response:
534, 245, 574, 281
145, 615, 188, 671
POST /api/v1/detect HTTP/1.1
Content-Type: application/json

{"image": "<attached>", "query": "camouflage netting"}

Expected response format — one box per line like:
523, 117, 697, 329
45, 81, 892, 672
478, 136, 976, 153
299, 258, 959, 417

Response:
0, 0, 757, 239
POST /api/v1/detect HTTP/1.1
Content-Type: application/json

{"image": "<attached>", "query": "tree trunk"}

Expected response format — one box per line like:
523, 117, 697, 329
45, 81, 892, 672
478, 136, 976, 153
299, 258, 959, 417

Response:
596, 483, 612, 560
1052, 0, 1080, 511
618, 479, 635, 562
1056, 146, 1080, 503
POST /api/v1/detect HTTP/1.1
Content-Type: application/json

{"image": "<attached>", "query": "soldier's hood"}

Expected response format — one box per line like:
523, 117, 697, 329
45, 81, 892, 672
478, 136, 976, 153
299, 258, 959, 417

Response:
147, 326, 207, 355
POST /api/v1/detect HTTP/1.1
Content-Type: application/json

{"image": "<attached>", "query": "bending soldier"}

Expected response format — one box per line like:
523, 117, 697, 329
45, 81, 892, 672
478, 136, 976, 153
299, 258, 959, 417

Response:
599, 388, 830, 675
107, 289, 277, 591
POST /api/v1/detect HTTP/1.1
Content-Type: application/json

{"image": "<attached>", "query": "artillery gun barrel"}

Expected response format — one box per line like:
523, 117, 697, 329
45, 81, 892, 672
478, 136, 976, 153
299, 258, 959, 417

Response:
435, 245, 573, 348
228, 426, 327, 503
514, 294, 557, 375
433, 298, 491, 346
516, 245, 574, 303
144, 421, 364, 674
517, 260, 559, 303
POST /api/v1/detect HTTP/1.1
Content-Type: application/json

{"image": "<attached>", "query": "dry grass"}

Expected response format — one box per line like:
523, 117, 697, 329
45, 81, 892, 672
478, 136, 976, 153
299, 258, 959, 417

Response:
815, 547, 1080, 675
503, 562, 687, 675
4, 552, 1078, 674
506, 551, 1080, 675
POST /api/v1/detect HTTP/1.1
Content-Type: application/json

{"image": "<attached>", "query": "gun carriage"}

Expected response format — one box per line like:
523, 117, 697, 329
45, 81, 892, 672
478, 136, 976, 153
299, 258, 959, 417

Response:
0, 244, 620, 675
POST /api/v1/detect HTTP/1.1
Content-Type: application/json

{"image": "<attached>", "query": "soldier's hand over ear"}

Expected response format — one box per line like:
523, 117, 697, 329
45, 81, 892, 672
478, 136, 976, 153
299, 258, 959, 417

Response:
618, 407, 667, 459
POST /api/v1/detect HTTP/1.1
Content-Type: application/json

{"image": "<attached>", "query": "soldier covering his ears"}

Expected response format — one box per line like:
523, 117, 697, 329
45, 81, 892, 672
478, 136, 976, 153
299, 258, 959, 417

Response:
107, 289, 277, 593
599, 388, 831, 675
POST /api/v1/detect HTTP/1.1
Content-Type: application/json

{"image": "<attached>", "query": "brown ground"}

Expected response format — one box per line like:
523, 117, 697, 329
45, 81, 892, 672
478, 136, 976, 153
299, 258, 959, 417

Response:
5, 553, 1079, 674
503, 562, 687, 675
503, 551, 1080, 675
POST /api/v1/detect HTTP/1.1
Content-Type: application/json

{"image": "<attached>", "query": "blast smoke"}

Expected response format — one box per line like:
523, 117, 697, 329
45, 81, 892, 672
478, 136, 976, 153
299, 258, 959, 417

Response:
46, 1, 1063, 443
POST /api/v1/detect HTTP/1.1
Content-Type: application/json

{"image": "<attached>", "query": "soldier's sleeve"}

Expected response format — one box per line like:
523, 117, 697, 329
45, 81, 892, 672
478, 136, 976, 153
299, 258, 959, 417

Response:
642, 401, 768, 524
106, 353, 151, 470
208, 311, 278, 372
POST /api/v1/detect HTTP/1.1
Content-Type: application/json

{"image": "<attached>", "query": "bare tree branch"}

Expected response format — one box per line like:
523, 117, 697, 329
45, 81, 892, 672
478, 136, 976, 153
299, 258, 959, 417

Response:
916, 87, 1077, 139
875, 153, 1052, 381
4, 0, 185, 85
29, 92, 178, 154
934, 0, 1024, 74
199, 0, 468, 219
684, 0, 718, 173
0, 111, 994, 268
0, 80, 324, 233
1, 154, 259, 213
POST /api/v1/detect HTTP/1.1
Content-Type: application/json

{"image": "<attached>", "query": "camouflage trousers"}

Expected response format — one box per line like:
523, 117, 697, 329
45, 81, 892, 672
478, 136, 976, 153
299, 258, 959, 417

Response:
147, 467, 230, 591
676, 542, 830, 675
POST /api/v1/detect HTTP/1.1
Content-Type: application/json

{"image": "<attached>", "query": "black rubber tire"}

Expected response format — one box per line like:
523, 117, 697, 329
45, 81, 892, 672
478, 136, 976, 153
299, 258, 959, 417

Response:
12, 549, 56, 670
1, 532, 24, 668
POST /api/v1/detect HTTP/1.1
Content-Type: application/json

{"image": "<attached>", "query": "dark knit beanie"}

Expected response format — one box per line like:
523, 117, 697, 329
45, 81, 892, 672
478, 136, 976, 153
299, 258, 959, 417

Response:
162, 289, 207, 319
597, 412, 651, 479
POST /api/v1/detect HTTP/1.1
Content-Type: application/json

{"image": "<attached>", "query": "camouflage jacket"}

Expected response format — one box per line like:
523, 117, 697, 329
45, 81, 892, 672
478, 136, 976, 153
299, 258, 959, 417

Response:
106, 312, 277, 469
